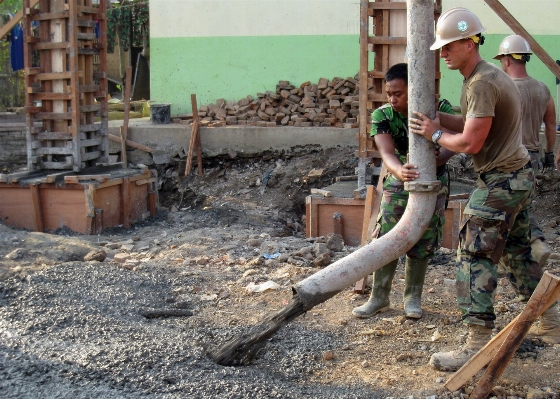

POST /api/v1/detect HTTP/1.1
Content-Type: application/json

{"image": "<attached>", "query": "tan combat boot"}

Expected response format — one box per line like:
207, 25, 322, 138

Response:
527, 304, 560, 344
429, 324, 492, 371
531, 238, 551, 267
352, 259, 397, 318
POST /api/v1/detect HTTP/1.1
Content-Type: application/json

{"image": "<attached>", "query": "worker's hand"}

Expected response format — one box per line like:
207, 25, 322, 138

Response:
398, 163, 419, 182
409, 112, 441, 142
542, 152, 555, 171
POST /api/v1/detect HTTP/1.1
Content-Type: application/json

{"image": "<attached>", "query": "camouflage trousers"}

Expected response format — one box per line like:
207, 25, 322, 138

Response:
457, 164, 543, 328
374, 171, 448, 260
528, 151, 544, 241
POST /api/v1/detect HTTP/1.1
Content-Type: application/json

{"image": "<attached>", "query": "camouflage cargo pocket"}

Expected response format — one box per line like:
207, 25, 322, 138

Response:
460, 204, 505, 257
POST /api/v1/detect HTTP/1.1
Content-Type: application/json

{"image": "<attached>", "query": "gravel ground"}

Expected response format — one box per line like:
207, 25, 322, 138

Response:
2, 148, 560, 398
0, 257, 392, 398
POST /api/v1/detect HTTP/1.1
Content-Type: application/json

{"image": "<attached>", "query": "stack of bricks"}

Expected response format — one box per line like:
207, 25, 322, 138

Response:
175, 75, 361, 128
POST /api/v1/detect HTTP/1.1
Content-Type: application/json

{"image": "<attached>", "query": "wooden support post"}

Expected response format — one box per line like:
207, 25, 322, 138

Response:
333, 212, 343, 236
445, 271, 560, 393
30, 184, 44, 232
120, 65, 133, 168
121, 177, 131, 228
185, 94, 201, 176
148, 191, 157, 216
484, 0, 560, 80
94, 209, 103, 235
354, 164, 386, 293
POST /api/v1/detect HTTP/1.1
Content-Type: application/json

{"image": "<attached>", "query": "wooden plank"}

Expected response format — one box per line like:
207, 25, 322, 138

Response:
35, 112, 73, 120
40, 160, 74, 169
77, 19, 97, 28
64, 174, 110, 184
121, 66, 133, 168
121, 177, 131, 228
484, 0, 560, 81
32, 41, 69, 50
80, 104, 102, 113
445, 271, 560, 392
35, 71, 73, 80
81, 151, 101, 161
470, 273, 560, 398
77, 32, 96, 41
30, 184, 45, 232
79, 138, 102, 148
30, 10, 69, 21
80, 123, 103, 132
310, 188, 333, 197
133, 177, 155, 187
0, 0, 39, 41
108, 133, 154, 153
30, 92, 72, 100
36, 146, 73, 155
77, 48, 100, 56
79, 85, 100, 93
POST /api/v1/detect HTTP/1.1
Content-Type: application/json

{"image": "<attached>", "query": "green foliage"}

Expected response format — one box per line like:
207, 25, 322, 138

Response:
0, 0, 23, 15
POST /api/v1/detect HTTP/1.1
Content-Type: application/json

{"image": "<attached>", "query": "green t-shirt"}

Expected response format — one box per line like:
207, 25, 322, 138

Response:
370, 99, 454, 164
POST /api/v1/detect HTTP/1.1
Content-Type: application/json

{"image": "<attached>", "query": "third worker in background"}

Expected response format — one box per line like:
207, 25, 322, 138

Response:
494, 34, 556, 267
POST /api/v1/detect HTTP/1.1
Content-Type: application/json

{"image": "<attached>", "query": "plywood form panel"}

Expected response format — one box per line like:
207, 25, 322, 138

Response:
94, 185, 123, 229
0, 186, 36, 230
40, 187, 88, 232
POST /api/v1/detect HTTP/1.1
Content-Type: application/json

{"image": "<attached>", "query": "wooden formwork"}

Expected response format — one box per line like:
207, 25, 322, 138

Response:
0, 166, 157, 234
23, 0, 109, 171
306, 192, 467, 250
305, 196, 366, 247
357, 0, 442, 160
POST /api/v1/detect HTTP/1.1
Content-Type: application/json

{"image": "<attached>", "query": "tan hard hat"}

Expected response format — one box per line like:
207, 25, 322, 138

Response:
493, 35, 532, 60
430, 8, 486, 50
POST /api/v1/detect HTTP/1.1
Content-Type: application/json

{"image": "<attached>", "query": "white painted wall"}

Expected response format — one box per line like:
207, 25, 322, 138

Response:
150, 0, 360, 38
443, 0, 560, 35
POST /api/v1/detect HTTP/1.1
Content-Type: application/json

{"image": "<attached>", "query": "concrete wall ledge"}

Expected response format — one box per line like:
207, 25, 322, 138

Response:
109, 118, 358, 164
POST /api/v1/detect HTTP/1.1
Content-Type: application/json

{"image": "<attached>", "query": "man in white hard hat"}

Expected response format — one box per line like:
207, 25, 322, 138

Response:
494, 34, 556, 268
408, 8, 560, 372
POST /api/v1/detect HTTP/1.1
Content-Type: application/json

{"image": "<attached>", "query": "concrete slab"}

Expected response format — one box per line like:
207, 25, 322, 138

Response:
109, 118, 358, 164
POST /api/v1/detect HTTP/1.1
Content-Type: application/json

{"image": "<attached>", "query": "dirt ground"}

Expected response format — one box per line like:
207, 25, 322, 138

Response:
1, 146, 560, 398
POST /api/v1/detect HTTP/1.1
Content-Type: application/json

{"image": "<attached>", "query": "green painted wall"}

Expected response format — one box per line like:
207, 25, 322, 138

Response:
150, 35, 360, 115
438, 34, 560, 107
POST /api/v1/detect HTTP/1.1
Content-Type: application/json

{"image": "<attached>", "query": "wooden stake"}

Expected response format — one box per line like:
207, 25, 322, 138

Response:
484, 0, 560, 80
185, 94, 201, 176
354, 163, 386, 293
445, 271, 560, 393
120, 66, 133, 168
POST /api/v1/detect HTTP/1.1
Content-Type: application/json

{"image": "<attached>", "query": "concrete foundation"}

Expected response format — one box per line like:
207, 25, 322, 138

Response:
107, 118, 359, 165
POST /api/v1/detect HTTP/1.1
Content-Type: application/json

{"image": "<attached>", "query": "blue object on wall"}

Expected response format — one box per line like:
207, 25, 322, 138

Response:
10, 23, 24, 71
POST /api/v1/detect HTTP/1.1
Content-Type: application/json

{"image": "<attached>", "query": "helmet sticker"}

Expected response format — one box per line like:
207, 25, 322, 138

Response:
457, 21, 468, 32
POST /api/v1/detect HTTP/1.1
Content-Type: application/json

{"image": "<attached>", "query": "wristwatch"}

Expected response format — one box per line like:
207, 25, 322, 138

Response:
431, 129, 443, 144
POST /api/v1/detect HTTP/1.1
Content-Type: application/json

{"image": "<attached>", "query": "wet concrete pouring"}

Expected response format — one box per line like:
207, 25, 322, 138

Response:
1, 146, 560, 398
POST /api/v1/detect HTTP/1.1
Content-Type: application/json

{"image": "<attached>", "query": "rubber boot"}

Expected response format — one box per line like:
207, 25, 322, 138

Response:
403, 257, 428, 319
527, 304, 560, 344
352, 259, 398, 318
530, 238, 551, 268
429, 325, 492, 371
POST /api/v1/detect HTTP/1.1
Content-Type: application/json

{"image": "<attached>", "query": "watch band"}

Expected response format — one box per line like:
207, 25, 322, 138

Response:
431, 129, 443, 144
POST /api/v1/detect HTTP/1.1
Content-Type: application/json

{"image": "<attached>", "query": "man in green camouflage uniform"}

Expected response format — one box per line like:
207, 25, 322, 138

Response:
410, 8, 560, 372
352, 63, 454, 320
